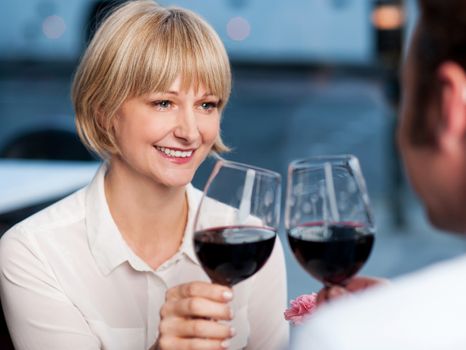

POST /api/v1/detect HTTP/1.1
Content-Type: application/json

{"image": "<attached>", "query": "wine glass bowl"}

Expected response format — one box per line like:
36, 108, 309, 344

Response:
285, 155, 375, 287
193, 160, 281, 286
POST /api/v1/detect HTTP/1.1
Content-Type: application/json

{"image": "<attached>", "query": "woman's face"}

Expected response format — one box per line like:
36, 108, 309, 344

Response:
111, 76, 221, 188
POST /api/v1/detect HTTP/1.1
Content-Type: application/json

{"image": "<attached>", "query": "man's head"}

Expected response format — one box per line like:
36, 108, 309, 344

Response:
398, 0, 466, 232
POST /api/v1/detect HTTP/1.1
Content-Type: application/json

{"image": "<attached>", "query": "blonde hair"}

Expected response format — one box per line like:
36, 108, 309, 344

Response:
72, 0, 231, 159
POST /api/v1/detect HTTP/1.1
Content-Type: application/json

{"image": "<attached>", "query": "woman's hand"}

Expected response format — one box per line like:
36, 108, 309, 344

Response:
156, 281, 235, 350
316, 276, 389, 306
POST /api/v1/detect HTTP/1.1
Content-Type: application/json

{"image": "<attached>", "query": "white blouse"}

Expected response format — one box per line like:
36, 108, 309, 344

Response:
0, 165, 288, 350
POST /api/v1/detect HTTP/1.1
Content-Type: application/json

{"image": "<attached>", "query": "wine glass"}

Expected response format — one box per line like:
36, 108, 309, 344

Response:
193, 159, 281, 286
285, 155, 375, 287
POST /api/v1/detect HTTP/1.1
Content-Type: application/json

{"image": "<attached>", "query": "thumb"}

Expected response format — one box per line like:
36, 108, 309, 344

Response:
317, 286, 348, 305
328, 286, 348, 299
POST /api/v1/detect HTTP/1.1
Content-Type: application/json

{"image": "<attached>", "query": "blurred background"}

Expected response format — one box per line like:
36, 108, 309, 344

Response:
1, 0, 466, 342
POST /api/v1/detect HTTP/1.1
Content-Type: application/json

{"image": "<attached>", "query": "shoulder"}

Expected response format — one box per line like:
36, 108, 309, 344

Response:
0, 189, 86, 268
293, 255, 466, 350
16, 188, 85, 232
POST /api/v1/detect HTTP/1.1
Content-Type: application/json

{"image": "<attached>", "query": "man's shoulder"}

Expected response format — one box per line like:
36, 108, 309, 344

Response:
294, 255, 466, 350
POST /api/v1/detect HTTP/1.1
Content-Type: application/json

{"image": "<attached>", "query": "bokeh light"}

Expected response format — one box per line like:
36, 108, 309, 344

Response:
42, 15, 66, 39
372, 5, 404, 30
227, 16, 251, 41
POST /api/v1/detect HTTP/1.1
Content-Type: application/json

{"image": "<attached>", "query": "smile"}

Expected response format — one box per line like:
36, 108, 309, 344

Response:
155, 146, 194, 158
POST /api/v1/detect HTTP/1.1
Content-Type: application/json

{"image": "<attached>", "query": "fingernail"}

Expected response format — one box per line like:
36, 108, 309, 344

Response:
223, 290, 233, 300
230, 327, 236, 337
221, 340, 230, 349
329, 287, 345, 298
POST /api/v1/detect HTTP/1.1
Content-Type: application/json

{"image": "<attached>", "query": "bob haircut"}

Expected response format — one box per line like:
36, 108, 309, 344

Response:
72, 0, 231, 159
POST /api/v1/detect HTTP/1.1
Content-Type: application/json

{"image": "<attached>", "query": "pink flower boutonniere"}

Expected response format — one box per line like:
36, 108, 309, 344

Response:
284, 293, 317, 325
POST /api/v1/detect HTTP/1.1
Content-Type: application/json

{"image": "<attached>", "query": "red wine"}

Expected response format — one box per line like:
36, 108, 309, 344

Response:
194, 226, 276, 286
288, 223, 374, 286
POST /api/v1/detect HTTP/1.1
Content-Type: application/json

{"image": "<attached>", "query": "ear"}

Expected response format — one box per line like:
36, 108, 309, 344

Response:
436, 61, 466, 152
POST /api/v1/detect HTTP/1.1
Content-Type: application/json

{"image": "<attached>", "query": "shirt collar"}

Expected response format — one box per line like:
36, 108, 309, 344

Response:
85, 164, 203, 276
85, 164, 130, 275
180, 184, 203, 266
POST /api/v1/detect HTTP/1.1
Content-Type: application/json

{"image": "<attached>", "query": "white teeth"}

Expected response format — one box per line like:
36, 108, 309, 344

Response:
156, 146, 193, 158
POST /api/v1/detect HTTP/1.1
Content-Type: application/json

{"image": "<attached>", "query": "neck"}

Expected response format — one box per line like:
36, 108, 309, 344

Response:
104, 157, 189, 269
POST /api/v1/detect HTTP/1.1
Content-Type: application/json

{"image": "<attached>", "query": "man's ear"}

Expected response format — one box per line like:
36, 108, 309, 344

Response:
436, 61, 466, 152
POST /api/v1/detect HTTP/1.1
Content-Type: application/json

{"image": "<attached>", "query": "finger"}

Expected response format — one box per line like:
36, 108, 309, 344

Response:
316, 289, 329, 306
328, 286, 347, 299
166, 282, 233, 302
158, 336, 230, 350
161, 317, 234, 339
161, 297, 233, 320
316, 286, 347, 305
346, 276, 389, 292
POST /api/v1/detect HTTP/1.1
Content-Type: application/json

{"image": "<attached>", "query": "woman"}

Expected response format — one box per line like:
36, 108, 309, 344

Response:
0, 1, 288, 349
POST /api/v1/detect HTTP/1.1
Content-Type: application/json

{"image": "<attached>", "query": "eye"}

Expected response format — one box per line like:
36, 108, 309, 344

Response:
152, 100, 172, 110
200, 101, 219, 111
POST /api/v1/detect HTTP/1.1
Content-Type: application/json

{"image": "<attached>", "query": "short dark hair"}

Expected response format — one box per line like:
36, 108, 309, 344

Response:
410, 0, 466, 145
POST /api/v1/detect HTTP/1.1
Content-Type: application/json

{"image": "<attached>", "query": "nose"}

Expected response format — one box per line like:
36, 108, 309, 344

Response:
174, 107, 200, 143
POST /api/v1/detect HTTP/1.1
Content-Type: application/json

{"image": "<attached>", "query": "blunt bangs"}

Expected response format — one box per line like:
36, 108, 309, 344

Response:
129, 8, 231, 109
